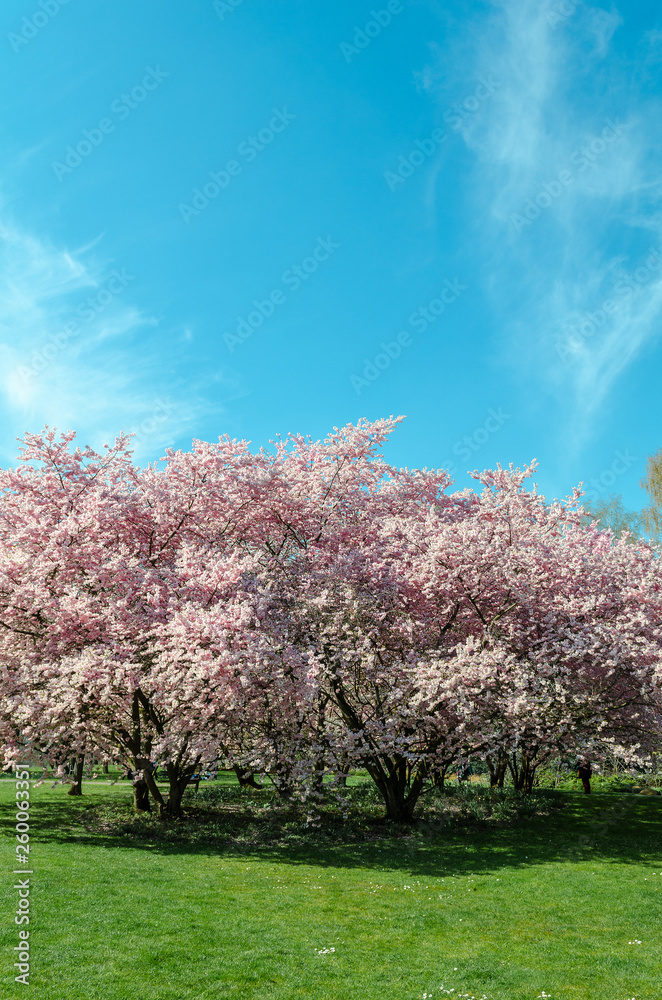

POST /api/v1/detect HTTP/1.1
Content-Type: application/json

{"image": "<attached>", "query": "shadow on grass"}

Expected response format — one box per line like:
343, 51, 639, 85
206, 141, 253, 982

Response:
3, 783, 661, 880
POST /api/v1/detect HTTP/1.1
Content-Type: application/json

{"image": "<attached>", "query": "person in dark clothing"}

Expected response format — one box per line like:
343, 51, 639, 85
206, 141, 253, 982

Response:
577, 760, 592, 794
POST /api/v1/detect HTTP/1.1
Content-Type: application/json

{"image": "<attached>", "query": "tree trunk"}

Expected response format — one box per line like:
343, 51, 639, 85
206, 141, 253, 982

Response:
509, 752, 524, 790
432, 766, 446, 789
233, 765, 263, 789
328, 677, 425, 821
335, 762, 351, 788
270, 763, 294, 799
368, 757, 425, 823
312, 758, 326, 794
165, 777, 188, 816
67, 754, 85, 796
132, 778, 151, 812
486, 750, 508, 788
382, 785, 417, 822
163, 761, 199, 817
135, 757, 167, 815
508, 748, 537, 794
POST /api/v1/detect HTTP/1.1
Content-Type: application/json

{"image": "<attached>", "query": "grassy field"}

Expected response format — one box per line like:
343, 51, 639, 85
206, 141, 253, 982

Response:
2, 775, 661, 1000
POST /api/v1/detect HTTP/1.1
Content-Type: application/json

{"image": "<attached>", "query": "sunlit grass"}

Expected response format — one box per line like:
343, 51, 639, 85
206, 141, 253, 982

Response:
1, 776, 660, 999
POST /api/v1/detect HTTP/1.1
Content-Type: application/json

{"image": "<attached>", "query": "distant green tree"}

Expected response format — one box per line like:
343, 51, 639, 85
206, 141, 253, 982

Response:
641, 449, 662, 544
582, 493, 644, 541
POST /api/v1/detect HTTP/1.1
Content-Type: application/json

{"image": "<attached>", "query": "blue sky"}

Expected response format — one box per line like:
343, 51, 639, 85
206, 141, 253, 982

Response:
1, 0, 661, 513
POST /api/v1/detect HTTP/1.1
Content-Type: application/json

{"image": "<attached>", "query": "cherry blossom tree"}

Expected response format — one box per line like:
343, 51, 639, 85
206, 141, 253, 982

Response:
0, 429, 167, 809
238, 445, 662, 817
1, 420, 660, 824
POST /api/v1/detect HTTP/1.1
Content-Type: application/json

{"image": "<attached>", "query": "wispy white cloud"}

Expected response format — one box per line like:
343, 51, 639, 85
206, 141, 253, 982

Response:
0, 220, 206, 465
422, 0, 662, 445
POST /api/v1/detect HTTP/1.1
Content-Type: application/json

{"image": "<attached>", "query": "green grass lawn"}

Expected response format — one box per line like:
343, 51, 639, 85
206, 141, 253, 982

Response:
2, 776, 661, 999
